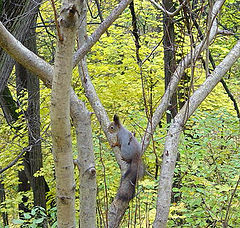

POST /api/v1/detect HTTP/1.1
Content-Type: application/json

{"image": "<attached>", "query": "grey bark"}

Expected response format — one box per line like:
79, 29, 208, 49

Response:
50, 1, 80, 227
70, 90, 97, 228
76, 1, 97, 227
73, 0, 133, 67
153, 40, 240, 228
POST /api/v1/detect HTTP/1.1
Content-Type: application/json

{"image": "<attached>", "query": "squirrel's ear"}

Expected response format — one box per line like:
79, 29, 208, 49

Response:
113, 114, 120, 126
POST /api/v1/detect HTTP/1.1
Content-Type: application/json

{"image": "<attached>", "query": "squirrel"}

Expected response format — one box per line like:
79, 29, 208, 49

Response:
108, 114, 144, 201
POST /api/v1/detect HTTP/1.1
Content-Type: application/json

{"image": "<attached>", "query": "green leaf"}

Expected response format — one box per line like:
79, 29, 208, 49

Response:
31, 208, 36, 216
12, 219, 25, 224
34, 217, 44, 224
24, 212, 32, 219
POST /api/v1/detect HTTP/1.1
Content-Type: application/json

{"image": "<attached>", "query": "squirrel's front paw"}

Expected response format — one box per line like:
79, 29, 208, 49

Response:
111, 142, 120, 148
121, 157, 131, 163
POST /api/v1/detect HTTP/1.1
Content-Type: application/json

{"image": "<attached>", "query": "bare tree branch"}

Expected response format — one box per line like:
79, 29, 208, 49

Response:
141, 0, 225, 153
153, 39, 240, 228
223, 175, 240, 227
0, 0, 132, 85
0, 21, 53, 87
50, 0, 63, 41
94, 0, 110, 36
0, 146, 32, 174
148, 0, 186, 17
190, 8, 240, 122
73, 0, 133, 67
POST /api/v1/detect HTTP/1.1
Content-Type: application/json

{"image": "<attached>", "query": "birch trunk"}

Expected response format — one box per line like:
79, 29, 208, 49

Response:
70, 90, 97, 228
153, 40, 240, 228
74, 1, 97, 227
50, 1, 79, 227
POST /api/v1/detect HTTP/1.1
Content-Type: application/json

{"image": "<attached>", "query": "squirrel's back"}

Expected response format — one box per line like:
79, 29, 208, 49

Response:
117, 125, 141, 162
108, 115, 145, 201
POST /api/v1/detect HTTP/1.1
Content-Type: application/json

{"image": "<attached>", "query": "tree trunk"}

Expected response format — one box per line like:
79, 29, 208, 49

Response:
14, 5, 46, 211
50, 1, 80, 227
26, 25, 46, 208
0, 180, 8, 226
76, 1, 97, 227
0, 86, 19, 125
163, 0, 178, 123
0, 0, 42, 94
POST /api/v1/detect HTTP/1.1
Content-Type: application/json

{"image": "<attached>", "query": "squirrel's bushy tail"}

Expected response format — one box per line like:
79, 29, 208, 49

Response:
117, 155, 144, 201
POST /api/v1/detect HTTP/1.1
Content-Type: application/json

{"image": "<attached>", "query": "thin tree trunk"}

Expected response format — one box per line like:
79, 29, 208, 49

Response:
153, 40, 240, 228
27, 57, 46, 209
163, 0, 178, 123
76, 1, 97, 227
15, 56, 31, 216
0, 180, 8, 226
70, 90, 97, 228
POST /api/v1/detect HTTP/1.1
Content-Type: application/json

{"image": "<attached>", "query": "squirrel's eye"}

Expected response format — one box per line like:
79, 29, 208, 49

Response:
111, 126, 114, 129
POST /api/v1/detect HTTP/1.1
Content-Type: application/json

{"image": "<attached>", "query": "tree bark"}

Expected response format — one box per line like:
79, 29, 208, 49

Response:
70, 90, 97, 228
50, 1, 80, 227
27, 61, 46, 209
74, 1, 97, 227
0, 0, 42, 94
0, 86, 19, 125
163, 0, 178, 123
153, 40, 240, 228
13, 6, 47, 212
0, 180, 8, 226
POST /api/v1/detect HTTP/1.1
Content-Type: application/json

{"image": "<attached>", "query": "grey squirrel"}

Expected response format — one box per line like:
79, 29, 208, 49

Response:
108, 114, 144, 201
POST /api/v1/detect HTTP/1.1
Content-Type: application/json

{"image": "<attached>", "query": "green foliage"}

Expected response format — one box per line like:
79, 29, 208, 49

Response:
168, 109, 240, 227
12, 206, 53, 228
0, 0, 239, 227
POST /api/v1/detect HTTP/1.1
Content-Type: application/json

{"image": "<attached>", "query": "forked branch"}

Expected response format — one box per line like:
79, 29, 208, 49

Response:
149, 0, 186, 17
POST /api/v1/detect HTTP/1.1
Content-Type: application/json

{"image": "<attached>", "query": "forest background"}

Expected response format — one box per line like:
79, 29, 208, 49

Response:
0, 0, 239, 227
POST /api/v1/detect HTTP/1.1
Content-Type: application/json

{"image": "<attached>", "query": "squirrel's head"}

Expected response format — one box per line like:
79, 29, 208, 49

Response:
108, 114, 121, 133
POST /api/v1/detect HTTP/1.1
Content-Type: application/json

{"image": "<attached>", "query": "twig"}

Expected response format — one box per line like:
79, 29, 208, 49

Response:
129, 1, 149, 119
217, 29, 235, 36
129, 1, 141, 65
0, 146, 32, 174
149, 0, 186, 17
38, 11, 56, 38
220, 78, 240, 122
50, 0, 63, 41
223, 175, 240, 227
142, 39, 163, 65
86, 0, 99, 19
191, 12, 240, 123
95, 0, 110, 36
